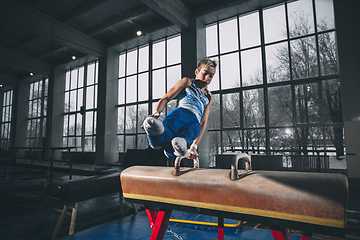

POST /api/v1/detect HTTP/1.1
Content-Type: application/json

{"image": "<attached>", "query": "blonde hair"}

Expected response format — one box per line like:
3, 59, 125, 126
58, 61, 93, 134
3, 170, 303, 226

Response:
197, 58, 218, 70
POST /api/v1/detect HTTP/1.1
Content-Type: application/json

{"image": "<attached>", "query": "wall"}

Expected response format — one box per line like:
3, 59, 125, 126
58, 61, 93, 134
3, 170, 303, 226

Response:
334, 0, 360, 179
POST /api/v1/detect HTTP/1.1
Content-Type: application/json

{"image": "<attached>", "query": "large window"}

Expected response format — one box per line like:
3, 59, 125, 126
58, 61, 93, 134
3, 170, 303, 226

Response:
117, 34, 181, 153
206, 0, 342, 163
63, 61, 98, 151
1, 90, 13, 150
27, 79, 48, 147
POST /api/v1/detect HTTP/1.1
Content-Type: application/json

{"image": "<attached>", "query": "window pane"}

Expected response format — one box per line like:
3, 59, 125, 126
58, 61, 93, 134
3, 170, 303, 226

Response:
288, 0, 314, 38
95, 62, 98, 84
127, 49, 138, 75
138, 73, 149, 102
84, 136, 93, 151
241, 47, 262, 86
118, 135, 124, 152
139, 46, 149, 72
153, 69, 165, 99
126, 76, 137, 103
125, 105, 137, 133
295, 83, 320, 124
263, 4, 287, 44
28, 101, 33, 118
125, 135, 136, 150
266, 42, 290, 83
223, 130, 242, 152
70, 69, 78, 90
322, 79, 342, 124
93, 112, 97, 135
315, 0, 335, 31
318, 32, 338, 75
209, 131, 221, 165
220, 53, 240, 89
87, 63, 95, 85
138, 103, 148, 132
65, 71, 70, 91
117, 107, 124, 134
167, 65, 181, 92
70, 90, 76, 111
69, 114, 75, 135
118, 78, 125, 105
268, 85, 293, 127
295, 127, 322, 154
77, 89, 83, 111
167, 35, 181, 65
243, 89, 265, 128
208, 94, 220, 130
119, 54, 126, 77
94, 86, 98, 108
137, 134, 148, 149
63, 115, 68, 136
219, 18, 238, 54
325, 125, 344, 157
64, 92, 69, 112
239, 12, 260, 49
85, 111, 93, 135
76, 113, 82, 136
206, 24, 218, 56
244, 129, 266, 153
222, 93, 240, 128
153, 40, 165, 69
269, 128, 294, 150
78, 67, 84, 88
86, 86, 94, 109
291, 36, 318, 80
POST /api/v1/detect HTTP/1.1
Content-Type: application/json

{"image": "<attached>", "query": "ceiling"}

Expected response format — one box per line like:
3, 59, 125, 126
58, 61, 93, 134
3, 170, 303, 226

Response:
0, 0, 283, 90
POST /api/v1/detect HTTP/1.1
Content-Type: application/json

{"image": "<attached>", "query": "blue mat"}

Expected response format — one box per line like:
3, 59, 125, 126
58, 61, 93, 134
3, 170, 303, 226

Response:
59, 210, 326, 240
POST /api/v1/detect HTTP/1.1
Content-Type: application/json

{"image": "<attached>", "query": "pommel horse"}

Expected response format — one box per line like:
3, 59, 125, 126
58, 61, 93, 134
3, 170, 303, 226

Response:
120, 153, 348, 240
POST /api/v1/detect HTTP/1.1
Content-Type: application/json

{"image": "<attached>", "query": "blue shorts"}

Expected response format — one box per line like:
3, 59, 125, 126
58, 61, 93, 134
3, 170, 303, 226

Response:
147, 107, 201, 151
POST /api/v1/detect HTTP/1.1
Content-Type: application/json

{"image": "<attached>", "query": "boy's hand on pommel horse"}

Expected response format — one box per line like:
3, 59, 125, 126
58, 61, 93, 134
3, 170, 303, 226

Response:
187, 146, 198, 160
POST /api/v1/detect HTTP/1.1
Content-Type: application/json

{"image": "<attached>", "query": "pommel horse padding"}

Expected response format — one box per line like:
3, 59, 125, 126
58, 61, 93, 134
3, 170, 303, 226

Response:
121, 164, 348, 239
46, 172, 124, 240
46, 172, 122, 203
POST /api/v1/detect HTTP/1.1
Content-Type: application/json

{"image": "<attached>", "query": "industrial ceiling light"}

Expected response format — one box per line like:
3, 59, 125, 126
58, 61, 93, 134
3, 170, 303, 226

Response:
72, 55, 76, 60
136, 30, 142, 36
30, 72, 34, 76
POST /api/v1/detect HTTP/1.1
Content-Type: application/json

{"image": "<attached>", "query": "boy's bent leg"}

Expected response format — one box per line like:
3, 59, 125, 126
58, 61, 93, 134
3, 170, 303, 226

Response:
171, 137, 187, 157
143, 116, 165, 150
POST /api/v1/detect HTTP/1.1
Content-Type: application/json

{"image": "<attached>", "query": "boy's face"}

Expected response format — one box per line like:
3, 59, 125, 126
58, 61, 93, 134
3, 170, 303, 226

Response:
195, 66, 216, 86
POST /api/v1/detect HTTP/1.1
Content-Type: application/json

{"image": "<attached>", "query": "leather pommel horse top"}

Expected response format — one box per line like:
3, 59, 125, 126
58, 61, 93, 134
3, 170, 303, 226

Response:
121, 166, 348, 236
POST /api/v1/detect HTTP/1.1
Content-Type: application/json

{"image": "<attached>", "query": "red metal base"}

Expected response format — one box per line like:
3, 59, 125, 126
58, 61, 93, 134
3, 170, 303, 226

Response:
145, 207, 311, 240
271, 228, 312, 240
145, 207, 225, 240
146, 206, 172, 240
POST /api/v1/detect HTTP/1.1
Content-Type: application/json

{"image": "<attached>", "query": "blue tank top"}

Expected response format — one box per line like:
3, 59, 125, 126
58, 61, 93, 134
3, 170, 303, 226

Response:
177, 79, 211, 122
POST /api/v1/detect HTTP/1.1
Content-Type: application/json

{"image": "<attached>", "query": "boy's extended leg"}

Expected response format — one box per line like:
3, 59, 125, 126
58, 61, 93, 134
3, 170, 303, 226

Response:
143, 116, 165, 150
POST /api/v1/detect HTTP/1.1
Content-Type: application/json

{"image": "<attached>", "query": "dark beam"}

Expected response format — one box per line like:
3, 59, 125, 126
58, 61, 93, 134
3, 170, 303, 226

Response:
0, 0, 105, 57
0, 72, 18, 87
64, 0, 111, 23
88, 8, 149, 36
0, 45, 52, 75
138, 0, 190, 29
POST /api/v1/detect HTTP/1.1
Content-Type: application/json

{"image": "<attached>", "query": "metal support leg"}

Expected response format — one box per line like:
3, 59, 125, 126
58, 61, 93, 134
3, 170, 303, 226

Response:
69, 202, 78, 235
51, 205, 69, 240
271, 228, 312, 240
146, 206, 172, 240
217, 217, 224, 240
